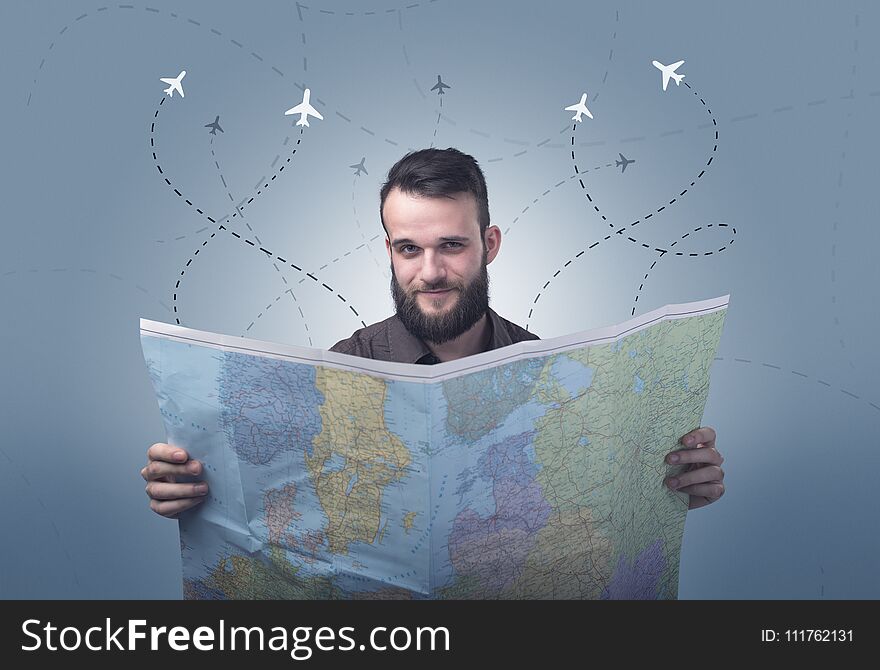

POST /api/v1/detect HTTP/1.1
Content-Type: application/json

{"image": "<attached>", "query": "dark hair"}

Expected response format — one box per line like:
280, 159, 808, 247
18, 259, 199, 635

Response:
379, 147, 490, 238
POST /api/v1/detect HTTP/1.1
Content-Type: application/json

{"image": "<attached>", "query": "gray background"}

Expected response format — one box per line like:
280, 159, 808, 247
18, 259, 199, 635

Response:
1, 0, 877, 598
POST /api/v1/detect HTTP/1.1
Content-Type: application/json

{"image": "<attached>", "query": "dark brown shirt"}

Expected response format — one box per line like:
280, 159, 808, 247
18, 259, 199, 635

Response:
329, 308, 540, 364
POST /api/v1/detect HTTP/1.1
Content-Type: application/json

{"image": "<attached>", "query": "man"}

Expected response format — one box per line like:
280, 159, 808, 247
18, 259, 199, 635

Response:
142, 148, 725, 518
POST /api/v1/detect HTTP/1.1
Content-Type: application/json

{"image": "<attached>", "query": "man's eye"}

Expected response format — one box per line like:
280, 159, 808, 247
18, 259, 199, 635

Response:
400, 245, 417, 254
443, 242, 462, 248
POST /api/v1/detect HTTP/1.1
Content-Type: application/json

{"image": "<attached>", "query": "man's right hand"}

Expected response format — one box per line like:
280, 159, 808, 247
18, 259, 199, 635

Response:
141, 443, 208, 518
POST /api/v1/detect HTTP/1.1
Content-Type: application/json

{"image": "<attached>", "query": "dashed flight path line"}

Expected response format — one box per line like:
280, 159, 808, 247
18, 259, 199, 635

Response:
295, 2, 309, 73
351, 174, 387, 277
158, 144, 388, 277
157, 125, 320, 244
830, 11, 860, 372
294, 2, 444, 148
239, 167, 395, 342
210, 137, 260, 242
0, 445, 81, 590
28, 5, 409, 155
28, 4, 295, 107
503, 162, 631, 237
630, 223, 737, 316
150, 97, 366, 329
242, 282, 312, 344
591, 7, 619, 105
713, 356, 880, 418
210, 135, 314, 346
573, 81, 717, 235
526, 81, 723, 329
401, 7, 619, 162
430, 95, 444, 148
1, 266, 172, 313
299, 0, 441, 18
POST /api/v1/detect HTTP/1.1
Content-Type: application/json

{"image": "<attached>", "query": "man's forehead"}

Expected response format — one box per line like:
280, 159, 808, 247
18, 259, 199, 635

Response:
384, 188, 479, 239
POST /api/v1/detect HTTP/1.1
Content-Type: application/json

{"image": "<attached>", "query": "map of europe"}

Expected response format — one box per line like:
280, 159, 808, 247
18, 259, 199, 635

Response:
140, 295, 727, 599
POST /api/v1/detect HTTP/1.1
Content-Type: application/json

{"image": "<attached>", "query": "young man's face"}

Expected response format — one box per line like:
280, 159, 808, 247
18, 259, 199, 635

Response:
383, 187, 501, 344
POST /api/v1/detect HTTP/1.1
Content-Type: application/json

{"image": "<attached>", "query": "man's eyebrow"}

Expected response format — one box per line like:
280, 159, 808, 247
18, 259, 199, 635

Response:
390, 236, 470, 246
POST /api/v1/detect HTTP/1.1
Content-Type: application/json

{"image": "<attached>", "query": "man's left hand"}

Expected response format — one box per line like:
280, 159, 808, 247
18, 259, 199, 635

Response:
665, 426, 724, 510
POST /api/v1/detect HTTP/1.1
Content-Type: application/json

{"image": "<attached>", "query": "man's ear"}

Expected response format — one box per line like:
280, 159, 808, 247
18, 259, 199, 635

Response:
484, 225, 502, 265
385, 236, 392, 260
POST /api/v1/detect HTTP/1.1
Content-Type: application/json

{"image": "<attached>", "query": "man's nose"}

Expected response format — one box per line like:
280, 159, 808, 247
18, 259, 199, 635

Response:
419, 250, 446, 286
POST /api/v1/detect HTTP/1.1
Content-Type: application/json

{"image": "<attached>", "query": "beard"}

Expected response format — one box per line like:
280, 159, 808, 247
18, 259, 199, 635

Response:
391, 257, 490, 345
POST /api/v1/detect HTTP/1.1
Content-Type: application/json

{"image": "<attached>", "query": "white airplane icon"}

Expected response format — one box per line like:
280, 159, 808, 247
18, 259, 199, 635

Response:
284, 88, 324, 127
652, 60, 685, 91
159, 70, 186, 98
564, 93, 593, 122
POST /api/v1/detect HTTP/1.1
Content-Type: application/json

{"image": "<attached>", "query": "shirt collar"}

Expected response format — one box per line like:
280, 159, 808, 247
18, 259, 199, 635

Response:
388, 307, 510, 364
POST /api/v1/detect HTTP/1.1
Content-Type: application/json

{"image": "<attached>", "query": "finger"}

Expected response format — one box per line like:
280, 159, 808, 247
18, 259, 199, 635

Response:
145, 480, 208, 501
679, 426, 716, 449
150, 496, 206, 518
141, 459, 202, 482
141, 468, 174, 483
147, 442, 190, 464
688, 496, 717, 510
676, 481, 725, 500
666, 465, 724, 490
665, 446, 723, 466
